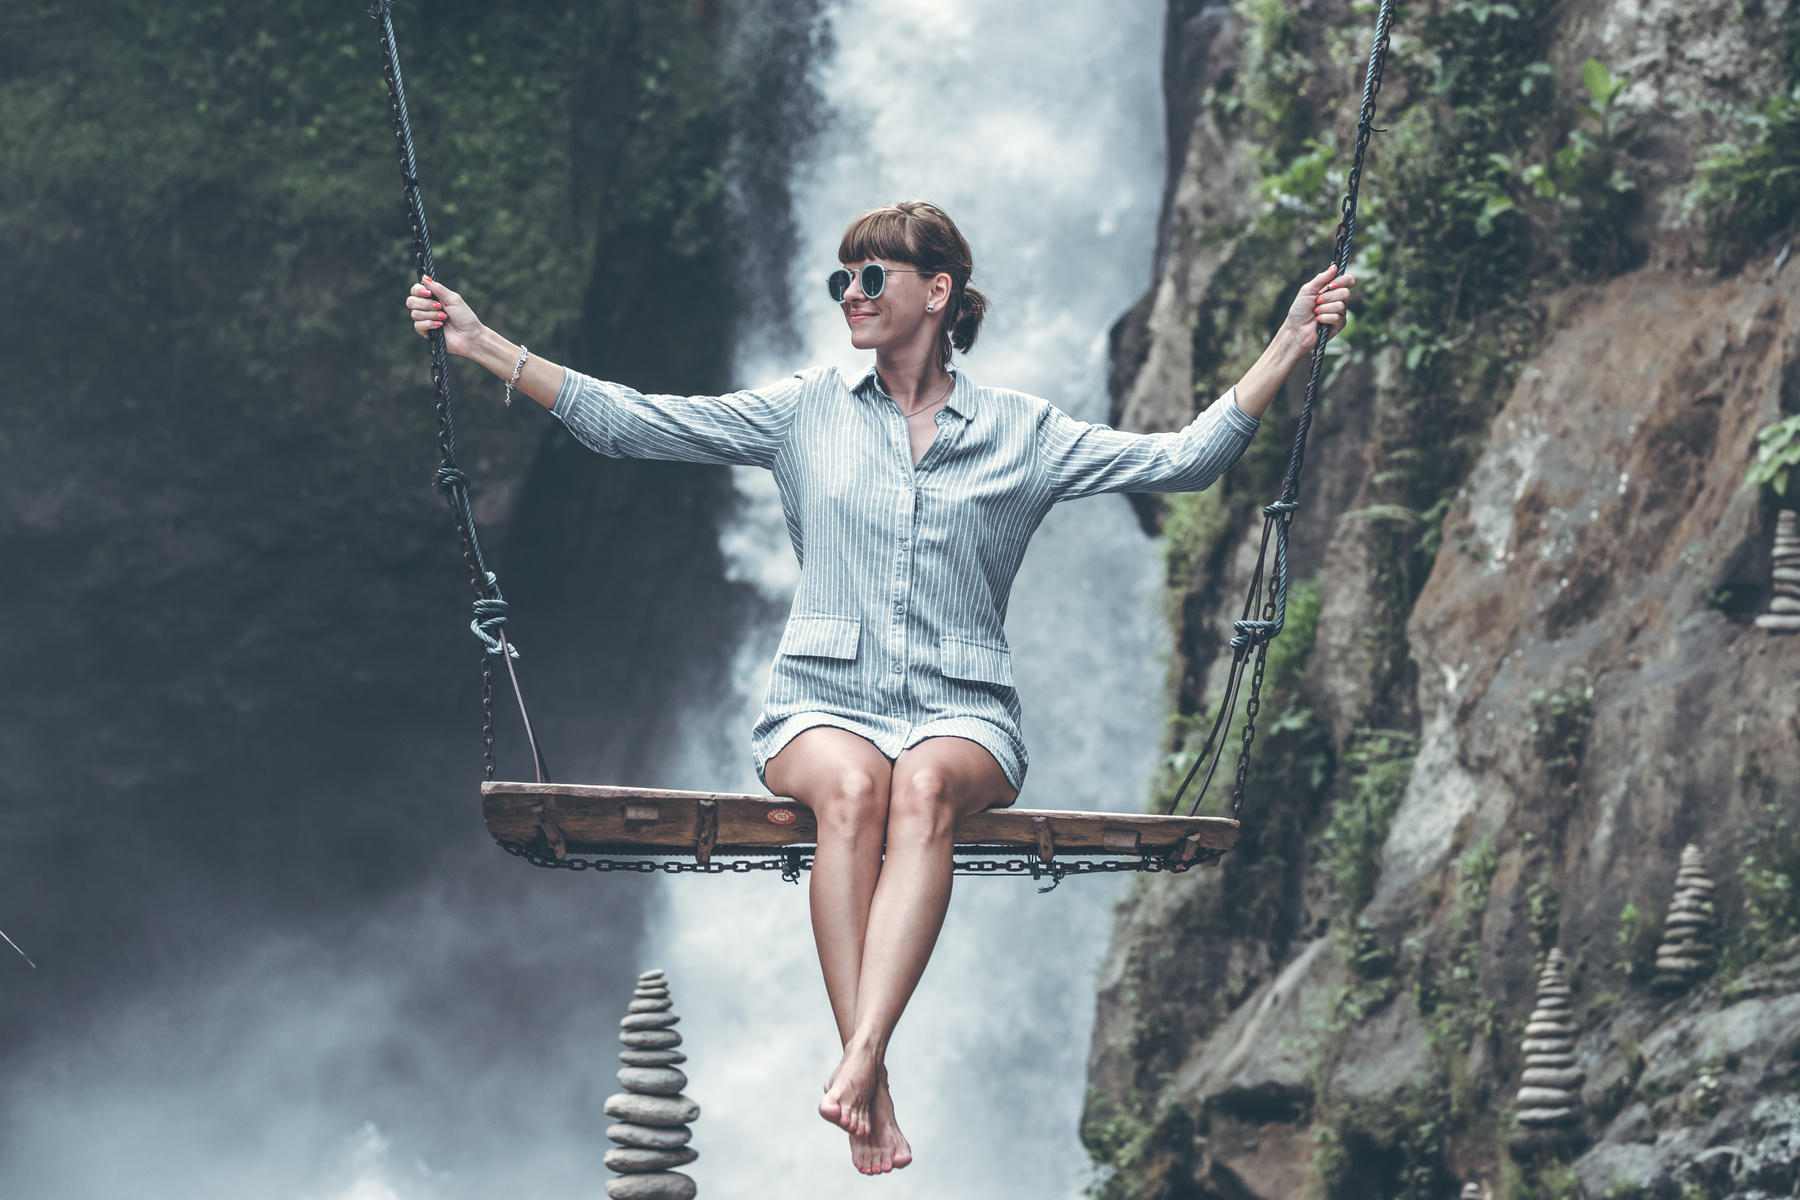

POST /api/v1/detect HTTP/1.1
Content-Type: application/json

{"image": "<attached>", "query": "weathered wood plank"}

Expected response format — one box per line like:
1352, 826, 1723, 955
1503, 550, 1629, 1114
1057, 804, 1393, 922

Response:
481, 782, 1237, 857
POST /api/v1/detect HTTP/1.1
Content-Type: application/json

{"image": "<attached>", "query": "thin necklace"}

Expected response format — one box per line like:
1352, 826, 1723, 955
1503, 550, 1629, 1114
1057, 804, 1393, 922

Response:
902, 374, 953, 419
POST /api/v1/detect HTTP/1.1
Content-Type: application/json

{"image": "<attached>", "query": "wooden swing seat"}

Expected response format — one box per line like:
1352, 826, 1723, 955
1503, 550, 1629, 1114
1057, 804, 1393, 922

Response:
482, 781, 1238, 866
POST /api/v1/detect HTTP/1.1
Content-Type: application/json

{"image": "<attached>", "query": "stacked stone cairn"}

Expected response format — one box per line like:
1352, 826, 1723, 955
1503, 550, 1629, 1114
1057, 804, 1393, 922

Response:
1510, 948, 1584, 1156
603, 969, 700, 1200
1756, 509, 1800, 631
1652, 844, 1716, 992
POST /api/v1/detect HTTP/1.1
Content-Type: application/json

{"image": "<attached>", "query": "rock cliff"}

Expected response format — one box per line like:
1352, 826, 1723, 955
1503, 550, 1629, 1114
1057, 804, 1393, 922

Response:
1086, 0, 1800, 1197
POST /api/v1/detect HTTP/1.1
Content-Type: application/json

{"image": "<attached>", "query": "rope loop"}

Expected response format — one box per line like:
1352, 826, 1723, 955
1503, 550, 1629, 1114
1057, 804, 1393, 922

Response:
434, 466, 470, 493
1262, 499, 1298, 520
470, 572, 519, 658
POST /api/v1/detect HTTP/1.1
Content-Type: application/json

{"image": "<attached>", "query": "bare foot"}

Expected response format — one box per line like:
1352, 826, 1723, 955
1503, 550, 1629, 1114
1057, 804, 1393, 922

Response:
850, 1075, 913, 1174
819, 1040, 880, 1137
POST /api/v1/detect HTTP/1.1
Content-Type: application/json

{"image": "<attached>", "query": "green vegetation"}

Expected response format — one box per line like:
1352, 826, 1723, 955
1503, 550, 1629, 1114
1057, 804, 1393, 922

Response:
1746, 414, 1800, 497
1525, 863, 1560, 970
1614, 901, 1661, 980
1526, 674, 1593, 784
1685, 86, 1800, 266
1723, 807, 1800, 972
1081, 1097, 1199, 1200
1311, 840, 1502, 1200
1321, 729, 1419, 914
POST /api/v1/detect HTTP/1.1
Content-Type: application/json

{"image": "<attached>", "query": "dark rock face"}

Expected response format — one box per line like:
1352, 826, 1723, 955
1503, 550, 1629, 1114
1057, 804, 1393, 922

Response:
1086, 0, 1800, 1195
0, 1, 820, 1190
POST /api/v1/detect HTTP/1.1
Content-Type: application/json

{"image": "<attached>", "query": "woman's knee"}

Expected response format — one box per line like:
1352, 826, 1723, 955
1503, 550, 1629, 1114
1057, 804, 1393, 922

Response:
813, 768, 888, 840
887, 768, 960, 841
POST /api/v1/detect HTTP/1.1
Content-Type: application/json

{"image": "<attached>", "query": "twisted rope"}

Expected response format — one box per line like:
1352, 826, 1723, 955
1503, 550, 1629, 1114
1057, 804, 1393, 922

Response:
1168, 0, 1395, 821
371, 0, 546, 783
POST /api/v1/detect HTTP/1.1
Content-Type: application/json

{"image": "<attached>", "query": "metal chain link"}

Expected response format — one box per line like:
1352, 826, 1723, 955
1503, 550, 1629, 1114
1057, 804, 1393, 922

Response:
500, 843, 1228, 893
1169, 0, 1395, 824
371, 2, 548, 785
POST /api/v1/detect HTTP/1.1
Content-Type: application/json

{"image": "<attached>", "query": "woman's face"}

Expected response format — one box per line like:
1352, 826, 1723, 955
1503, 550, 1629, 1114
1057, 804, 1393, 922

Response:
838, 258, 952, 353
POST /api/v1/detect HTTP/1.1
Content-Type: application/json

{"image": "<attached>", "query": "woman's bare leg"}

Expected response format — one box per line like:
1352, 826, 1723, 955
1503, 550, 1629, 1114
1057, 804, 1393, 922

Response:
818, 736, 1016, 1160
766, 728, 909, 1173
765, 727, 892, 1045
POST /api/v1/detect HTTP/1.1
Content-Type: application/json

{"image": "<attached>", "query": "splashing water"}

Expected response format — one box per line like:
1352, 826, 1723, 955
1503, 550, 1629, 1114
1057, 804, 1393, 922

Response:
650, 0, 1168, 1193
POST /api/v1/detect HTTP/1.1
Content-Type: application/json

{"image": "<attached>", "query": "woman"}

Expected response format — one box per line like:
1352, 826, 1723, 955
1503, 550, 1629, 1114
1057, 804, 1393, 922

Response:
406, 200, 1353, 1175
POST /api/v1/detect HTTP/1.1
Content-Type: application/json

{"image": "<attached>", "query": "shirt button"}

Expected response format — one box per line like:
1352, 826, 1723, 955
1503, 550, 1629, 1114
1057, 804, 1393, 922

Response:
891, 663, 902, 674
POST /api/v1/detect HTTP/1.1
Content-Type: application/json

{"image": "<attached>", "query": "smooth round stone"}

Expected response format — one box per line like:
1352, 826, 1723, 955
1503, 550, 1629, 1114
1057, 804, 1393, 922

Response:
629, 999, 674, 1013
1524, 1022, 1574, 1037
639, 969, 666, 980
606, 1171, 695, 1200
1671, 896, 1712, 912
618, 1066, 688, 1095
608, 1122, 692, 1149
1517, 1107, 1579, 1127
1754, 614, 1800, 630
1530, 1003, 1570, 1018
1774, 567, 1800, 582
1523, 1067, 1587, 1088
1535, 984, 1572, 995
633, 986, 671, 996
621, 1012, 681, 1031
1526, 1052, 1578, 1068
1521, 1038, 1574, 1055
605, 1146, 699, 1173
604, 1092, 700, 1126
1516, 1086, 1577, 1106
619, 1049, 686, 1067
1769, 597, 1800, 613
621, 1029, 683, 1050
1656, 957, 1704, 972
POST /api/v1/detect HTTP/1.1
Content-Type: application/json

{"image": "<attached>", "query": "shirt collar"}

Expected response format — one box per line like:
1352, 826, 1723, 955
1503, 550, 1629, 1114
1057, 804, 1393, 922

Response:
854, 362, 977, 418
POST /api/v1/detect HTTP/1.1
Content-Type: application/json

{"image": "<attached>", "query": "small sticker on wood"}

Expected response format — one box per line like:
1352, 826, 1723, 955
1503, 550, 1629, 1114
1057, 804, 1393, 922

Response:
766, 808, 797, 825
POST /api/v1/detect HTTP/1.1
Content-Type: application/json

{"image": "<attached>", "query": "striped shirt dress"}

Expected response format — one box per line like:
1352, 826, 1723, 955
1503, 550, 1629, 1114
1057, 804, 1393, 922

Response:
551, 363, 1259, 790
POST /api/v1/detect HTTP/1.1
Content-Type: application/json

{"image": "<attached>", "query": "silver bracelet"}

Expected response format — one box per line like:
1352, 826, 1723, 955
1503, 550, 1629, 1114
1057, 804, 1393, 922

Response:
504, 345, 530, 407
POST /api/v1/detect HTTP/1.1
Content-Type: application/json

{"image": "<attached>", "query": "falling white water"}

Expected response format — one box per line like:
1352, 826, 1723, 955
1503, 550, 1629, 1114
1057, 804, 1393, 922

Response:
648, 0, 1169, 1194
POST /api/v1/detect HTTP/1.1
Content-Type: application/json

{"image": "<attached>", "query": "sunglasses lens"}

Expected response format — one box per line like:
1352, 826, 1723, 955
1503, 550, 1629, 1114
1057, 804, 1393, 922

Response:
827, 268, 852, 302
861, 263, 886, 299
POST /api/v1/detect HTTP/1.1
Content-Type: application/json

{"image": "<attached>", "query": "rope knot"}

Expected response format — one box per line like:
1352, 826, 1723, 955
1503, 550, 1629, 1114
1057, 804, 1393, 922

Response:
1230, 618, 1280, 653
1263, 500, 1299, 520
435, 466, 470, 493
471, 572, 520, 659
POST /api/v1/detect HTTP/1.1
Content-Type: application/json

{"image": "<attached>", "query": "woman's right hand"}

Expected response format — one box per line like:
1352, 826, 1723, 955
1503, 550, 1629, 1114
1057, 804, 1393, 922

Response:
405, 276, 483, 358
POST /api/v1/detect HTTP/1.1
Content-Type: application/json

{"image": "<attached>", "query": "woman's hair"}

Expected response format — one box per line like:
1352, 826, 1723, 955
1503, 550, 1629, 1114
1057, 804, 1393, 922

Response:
837, 200, 987, 362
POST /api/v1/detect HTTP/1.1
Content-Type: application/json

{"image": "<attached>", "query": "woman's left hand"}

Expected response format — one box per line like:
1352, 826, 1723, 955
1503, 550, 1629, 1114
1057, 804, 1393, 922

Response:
1283, 263, 1356, 353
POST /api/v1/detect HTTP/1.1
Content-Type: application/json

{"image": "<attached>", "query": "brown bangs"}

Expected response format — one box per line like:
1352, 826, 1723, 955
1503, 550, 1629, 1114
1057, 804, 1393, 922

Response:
838, 207, 919, 266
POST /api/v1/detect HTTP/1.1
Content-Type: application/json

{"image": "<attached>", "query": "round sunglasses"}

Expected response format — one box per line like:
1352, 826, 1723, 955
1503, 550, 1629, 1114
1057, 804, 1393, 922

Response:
827, 262, 930, 303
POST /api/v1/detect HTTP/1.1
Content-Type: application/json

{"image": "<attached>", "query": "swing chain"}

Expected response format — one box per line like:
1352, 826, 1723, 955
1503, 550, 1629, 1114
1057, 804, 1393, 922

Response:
499, 843, 1228, 888
1165, 0, 1394, 825
372, 1, 549, 785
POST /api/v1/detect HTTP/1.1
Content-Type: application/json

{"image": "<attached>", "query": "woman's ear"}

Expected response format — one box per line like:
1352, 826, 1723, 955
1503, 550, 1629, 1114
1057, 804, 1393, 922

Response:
930, 272, 954, 312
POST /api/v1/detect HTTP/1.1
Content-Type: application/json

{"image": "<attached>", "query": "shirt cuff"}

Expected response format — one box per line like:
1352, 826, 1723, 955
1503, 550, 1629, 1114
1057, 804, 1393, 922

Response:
550, 366, 583, 421
1219, 386, 1261, 434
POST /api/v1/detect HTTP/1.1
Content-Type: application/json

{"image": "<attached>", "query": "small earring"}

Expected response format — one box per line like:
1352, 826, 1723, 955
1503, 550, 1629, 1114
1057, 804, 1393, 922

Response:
926, 304, 934, 312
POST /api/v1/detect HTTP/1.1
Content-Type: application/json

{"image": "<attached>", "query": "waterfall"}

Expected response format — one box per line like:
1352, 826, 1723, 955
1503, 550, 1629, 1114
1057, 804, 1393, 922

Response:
651, 0, 1169, 1193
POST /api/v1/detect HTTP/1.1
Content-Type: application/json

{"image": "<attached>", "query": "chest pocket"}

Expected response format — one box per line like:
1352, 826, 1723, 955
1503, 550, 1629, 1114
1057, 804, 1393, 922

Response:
939, 635, 1014, 687
779, 614, 862, 660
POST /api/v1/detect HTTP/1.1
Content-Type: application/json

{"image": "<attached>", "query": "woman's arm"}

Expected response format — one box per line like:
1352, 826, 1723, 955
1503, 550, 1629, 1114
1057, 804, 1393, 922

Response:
1232, 263, 1354, 420
406, 276, 563, 409
1037, 264, 1355, 500
403, 276, 800, 469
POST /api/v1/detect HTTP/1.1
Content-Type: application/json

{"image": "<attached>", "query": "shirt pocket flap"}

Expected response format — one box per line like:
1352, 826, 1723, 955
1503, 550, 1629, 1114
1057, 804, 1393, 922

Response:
939, 635, 1015, 687
779, 614, 862, 660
